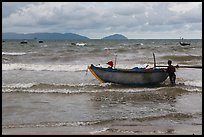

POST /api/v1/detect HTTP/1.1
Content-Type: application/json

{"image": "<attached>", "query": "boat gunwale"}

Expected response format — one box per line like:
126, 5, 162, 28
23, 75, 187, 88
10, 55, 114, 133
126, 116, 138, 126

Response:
90, 64, 167, 74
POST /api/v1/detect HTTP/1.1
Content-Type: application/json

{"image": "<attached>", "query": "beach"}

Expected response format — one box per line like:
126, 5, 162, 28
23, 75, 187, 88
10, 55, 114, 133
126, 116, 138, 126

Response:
2, 39, 202, 135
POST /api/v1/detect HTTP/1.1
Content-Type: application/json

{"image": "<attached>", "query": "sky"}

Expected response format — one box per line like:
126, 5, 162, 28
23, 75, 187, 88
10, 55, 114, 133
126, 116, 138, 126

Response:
2, 2, 202, 39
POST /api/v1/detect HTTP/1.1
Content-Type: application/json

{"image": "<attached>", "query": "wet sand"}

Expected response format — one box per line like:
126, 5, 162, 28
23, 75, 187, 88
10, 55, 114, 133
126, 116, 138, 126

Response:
3, 120, 202, 135
2, 91, 202, 135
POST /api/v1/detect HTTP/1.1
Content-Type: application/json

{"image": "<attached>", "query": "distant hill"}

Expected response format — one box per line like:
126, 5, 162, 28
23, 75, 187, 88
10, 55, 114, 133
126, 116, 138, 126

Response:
2, 32, 89, 40
2, 32, 129, 40
102, 34, 128, 40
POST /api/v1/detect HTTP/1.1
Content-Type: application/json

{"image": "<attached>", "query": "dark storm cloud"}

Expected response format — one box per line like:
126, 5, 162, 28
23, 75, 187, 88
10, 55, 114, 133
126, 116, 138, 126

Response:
2, 2, 202, 39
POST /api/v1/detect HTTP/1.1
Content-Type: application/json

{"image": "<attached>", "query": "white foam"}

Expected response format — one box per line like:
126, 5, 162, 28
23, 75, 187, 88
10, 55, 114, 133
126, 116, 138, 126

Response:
2, 83, 36, 89
2, 82, 99, 89
2, 63, 88, 72
3, 121, 102, 129
184, 80, 202, 87
90, 127, 109, 134
2, 82, 153, 94
76, 43, 87, 46
105, 87, 168, 93
2, 63, 158, 72
2, 52, 26, 56
2, 87, 104, 94
104, 47, 117, 50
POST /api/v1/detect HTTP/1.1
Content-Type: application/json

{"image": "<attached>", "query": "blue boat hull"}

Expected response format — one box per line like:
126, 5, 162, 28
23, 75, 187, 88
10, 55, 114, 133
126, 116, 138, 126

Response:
88, 64, 168, 85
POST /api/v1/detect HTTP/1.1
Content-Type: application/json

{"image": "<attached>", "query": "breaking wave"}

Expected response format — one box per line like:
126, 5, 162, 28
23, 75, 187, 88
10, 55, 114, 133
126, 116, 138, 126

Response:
2, 112, 192, 129
2, 81, 201, 94
2, 52, 27, 56
2, 63, 88, 72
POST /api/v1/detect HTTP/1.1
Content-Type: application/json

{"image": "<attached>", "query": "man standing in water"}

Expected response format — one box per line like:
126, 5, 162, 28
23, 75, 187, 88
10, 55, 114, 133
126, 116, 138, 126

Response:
166, 60, 176, 86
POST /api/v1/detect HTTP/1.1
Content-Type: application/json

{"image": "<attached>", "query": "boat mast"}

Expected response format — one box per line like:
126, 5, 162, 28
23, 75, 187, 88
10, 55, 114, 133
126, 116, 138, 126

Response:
153, 53, 156, 68
114, 55, 117, 69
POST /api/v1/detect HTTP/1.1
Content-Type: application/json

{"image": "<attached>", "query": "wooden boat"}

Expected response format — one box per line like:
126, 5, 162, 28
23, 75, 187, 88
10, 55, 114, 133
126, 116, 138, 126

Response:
76, 42, 87, 46
71, 42, 87, 46
38, 40, 44, 43
20, 40, 28, 44
179, 41, 190, 46
179, 37, 190, 46
88, 64, 168, 85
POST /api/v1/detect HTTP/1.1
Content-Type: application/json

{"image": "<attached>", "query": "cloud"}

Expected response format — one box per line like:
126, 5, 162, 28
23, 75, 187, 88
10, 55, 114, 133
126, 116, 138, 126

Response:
2, 2, 35, 17
2, 2, 202, 38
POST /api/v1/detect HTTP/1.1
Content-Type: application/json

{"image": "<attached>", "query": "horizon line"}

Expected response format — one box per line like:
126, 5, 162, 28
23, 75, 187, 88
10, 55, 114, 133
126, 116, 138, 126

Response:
2, 32, 201, 39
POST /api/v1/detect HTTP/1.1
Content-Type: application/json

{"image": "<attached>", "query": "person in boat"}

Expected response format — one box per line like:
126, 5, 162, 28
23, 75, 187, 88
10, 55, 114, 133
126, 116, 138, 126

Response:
166, 60, 176, 85
106, 60, 113, 69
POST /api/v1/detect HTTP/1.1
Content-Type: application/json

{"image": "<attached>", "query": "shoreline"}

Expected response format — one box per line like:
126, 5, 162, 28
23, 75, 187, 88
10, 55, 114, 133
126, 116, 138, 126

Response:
2, 124, 202, 135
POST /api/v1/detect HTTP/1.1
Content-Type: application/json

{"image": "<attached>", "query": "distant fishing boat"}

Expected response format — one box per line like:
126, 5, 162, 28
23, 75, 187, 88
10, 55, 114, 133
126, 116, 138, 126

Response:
71, 42, 87, 46
179, 37, 190, 46
38, 40, 44, 43
179, 42, 191, 46
20, 40, 28, 44
135, 43, 143, 46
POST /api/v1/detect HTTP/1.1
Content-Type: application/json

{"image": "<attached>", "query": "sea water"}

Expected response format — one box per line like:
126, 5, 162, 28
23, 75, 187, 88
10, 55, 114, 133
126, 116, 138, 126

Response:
2, 39, 202, 134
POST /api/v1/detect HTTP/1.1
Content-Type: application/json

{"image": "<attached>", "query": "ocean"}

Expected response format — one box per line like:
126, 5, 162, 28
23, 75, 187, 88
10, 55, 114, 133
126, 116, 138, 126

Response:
2, 39, 202, 135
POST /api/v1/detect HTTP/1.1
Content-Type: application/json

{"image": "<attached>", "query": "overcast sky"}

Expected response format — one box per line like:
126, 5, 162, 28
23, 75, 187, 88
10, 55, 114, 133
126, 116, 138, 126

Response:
2, 2, 202, 39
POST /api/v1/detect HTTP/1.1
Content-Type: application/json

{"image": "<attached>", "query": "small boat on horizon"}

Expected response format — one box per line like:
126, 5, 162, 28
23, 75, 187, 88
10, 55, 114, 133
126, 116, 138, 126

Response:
179, 37, 190, 46
179, 41, 191, 46
135, 43, 143, 46
71, 42, 87, 46
38, 40, 44, 43
20, 40, 28, 44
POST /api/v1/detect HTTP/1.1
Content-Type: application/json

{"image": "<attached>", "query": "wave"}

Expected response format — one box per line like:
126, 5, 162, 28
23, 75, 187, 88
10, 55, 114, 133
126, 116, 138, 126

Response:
2, 81, 201, 95
2, 52, 27, 56
2, 120, 102, 129
104, 47, 118, 50
2, 82, 108, 94
2, 112, 192, 129
2, 82, 104, 90
1, 63, 165, 72
2, 63, 88, 72
183, 80, 202, 88
90, 128, 109, 135
161, 55, 202, 62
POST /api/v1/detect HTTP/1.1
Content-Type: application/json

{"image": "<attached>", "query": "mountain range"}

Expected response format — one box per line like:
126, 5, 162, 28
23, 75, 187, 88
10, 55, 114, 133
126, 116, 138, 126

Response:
2, 32, 128, 40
